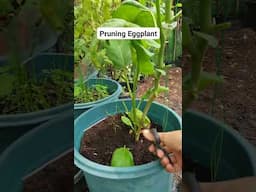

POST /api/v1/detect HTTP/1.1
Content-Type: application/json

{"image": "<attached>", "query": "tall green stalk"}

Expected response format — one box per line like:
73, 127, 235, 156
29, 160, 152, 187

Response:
142, 0, 169, 123
183, 0, 230, 111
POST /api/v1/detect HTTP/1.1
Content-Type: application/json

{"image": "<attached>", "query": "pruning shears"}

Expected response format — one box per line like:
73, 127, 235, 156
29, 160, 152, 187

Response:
150, 128, 174, 165
150, 128, 202, 192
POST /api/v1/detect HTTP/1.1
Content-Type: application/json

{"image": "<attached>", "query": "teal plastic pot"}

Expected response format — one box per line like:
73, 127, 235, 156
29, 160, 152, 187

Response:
74, 99, 181, 192
0, 111, 73, 192
0, 53, 73, 153
183, 110, 256, 181
74, 78, 122, 119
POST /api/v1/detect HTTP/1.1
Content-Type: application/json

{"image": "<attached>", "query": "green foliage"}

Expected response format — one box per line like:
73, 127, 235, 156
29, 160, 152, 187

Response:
74, 83, 109, 103
105, 40, 132, 69
113, 0, 157, 27
111, 146, 134, 167
74, 0, 120, 65
97, 0, 180, 141
0, 1, 13, 15
183, 71, 224, 94
40, 0, 71, 32
0, 68, 73, 114
182, 0, 230, 110
193, 31, 218, 48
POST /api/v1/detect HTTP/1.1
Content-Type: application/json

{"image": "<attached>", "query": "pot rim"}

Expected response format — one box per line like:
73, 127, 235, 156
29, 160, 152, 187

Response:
0, 53, 73, 127
74, 78, 123, 109
185, 109, 256, 174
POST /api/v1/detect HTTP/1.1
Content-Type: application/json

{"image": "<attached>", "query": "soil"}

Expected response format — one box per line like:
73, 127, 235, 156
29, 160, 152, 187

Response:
137, 67, 182, 116
80, 114, 161, 166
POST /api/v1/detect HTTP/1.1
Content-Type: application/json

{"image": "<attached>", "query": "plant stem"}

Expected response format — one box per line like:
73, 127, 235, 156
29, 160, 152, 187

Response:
183, 0, 213, 112
142, 0, 167, 119
132, 56, 140, 138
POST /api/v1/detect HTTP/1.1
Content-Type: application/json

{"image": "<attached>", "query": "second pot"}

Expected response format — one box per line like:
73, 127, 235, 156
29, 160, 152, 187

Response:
74, 78, 122, 119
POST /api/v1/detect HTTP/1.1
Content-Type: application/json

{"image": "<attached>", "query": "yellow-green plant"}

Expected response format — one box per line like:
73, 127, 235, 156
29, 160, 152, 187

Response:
100, 0, 180, 141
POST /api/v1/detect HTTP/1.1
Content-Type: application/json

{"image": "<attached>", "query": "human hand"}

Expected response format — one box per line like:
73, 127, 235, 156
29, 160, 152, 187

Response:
142, 129, 182, 173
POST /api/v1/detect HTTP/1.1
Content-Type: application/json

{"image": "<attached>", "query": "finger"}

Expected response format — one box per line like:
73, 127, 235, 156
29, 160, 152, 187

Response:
160, 156, 170, 167
165, 164, 175, 173
156, 149, 165, 159
142, 129, 155, 141
148, 144, 156, 153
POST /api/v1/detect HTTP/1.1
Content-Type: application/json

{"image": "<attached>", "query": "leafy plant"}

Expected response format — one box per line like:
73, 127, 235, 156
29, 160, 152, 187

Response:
182, 0, 231, 181
0, 68, 73, 114
182, 0, 231, 111
74, 0, 120, 69
74, 83, 109, 103
0, 0, 73, 114
98, 0, 180, 141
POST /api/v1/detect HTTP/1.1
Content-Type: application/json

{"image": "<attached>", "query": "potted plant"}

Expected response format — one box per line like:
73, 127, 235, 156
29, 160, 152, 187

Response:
0, 1, 73, 153
182, 0, 256, 182
74, 77, 122, 119
75, 0, 182, 191
73, 0, 123, 118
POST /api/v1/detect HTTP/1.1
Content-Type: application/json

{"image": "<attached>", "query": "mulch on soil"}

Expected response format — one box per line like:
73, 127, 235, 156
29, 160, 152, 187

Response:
183, 25, 256, 146
80, 114, 160, 166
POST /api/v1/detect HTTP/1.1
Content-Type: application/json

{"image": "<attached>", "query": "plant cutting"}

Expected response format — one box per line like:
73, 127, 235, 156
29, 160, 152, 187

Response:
74, 0, 182, 192
181, 0, 256, 184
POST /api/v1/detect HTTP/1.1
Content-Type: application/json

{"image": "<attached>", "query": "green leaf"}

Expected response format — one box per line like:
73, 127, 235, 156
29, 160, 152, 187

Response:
127, 108, 151, 129
193, 31, 219, 48
143, 39, 160, 49
156, 86, 169, 94
111, 146, 134, 167
183, 71, 224, 92
105, 40, 132, 68
133, 41, 155, 75
155, 68, 166, 76
121, 116, 133, 127
197, 72, 223, 91
113, 0, 156, 27
101, 18, 139, 27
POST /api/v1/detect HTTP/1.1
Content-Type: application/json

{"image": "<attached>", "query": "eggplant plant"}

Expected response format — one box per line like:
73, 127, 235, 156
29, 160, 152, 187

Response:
182, 0, 231, 111
182, 0, 232, 183
99, 0, 181, 141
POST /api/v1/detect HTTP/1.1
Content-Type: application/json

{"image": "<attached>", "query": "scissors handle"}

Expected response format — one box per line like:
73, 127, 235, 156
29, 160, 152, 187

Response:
150, 128, 174, 165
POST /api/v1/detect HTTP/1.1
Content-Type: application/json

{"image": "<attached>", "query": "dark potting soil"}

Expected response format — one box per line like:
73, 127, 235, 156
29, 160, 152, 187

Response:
23, 151, 85, 192
80, 114, 161, 166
